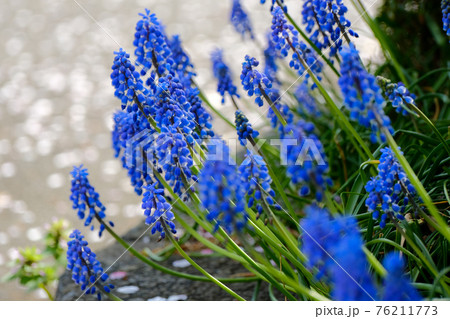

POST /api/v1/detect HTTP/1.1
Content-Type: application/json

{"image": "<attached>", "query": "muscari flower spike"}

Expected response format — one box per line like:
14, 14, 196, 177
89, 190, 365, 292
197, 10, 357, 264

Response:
240, 55, 272, 106
211, 49, 240, 104
168, 35, 195, 79
235, 110, 259, 146
263, 33, 280, 84
199, 140, 247, 234
381, 252, 422, 301
70, 165, 114, 237
141, 182, 177, 239
239, 151, 281, 219
230, 0, 254, 39
377, 76, 417, 117
266, 87, 295, 137
294, 83, 321, 117
66, 230, 114, 300
338, 44, 393, 143
442, 1, 450, 41
365, 147, 416, 229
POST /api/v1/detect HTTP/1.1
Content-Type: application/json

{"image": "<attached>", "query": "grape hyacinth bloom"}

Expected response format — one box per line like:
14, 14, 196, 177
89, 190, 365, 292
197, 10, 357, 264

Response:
230, 0, 254, 39
294, 83, 321, 117
168, 35, 195, 78
338, 44, 393, 143
377, 76, 417, 116
235, 110, 259, 146
442, 0, 450, 41
70, 165, 114, 237
239, 151, 281, 219
365, 147, 416, 228
266, 87, 294, 137
211, 49, 240, 103
263, 33, 280, 84
199, 140, 247, 233
141, 182, 177, 239
301, 0, 331, 52
240, 55, 272, 107
66, 230, 114, 300
133, 9, 173, 76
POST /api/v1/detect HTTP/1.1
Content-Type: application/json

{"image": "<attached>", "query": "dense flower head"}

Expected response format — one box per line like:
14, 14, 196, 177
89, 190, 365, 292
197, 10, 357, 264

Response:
230, 0, 254, 39
111, 49, 149, 113
338, 44, 393, 143
270, 6, 322, 85
70, 165, 113, 237
239, 151, 281, 218
377, 76, 417, 117
442, 1, 450, 40
284, 121, 332, 201
302, 0, 331, 52
141, 182, 177, 238
266, 87, 295, 137
240, 55, 272, 106
185, 87, 215, 138
168, 35, 195, 78
199, 140, 247, 233
294, 83, 321, 117
365, 147, 416, 228
235, 110, 259, 146
133, 9, 173, 76
263, 33, 280, 83
66, 230, 114, 300
211, 49, 240, 104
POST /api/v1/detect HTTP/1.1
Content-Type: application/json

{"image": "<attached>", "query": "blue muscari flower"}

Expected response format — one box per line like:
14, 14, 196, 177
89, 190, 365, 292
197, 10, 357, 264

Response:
211, 49, 240, 104
381, 252, 422, 301
141, 182, 177, 239
442, 1, 450, 40
302, 1, 359, 57
66, 230, 114, 300
199, 140, 247, 233
338, 44, 393, 143
240, 55, 272, 107
263, 33, 280, 84
377, 76, 417, 117
239, 151, 281, 219
230, 0, 254, 39
270, 6, 322, 86
70, 165, 113, 237
265, 87, 295, 137
300, 205, 377, 301
111, 49, 151, 113
261, 0, 286, 12
284, 121, 332, 201
235, 110, 259, 146
168, 35, 195, 78
365, 147, 416, 228
185, 87, 215, 138
294, 83, 321, 117
133, 9, 173, 76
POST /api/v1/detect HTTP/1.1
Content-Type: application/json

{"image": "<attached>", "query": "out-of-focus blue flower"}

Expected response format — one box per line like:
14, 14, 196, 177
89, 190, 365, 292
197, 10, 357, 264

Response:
230, 0, 254, 39
284, 121, 332, 202
235, 110, 259, 146
338, 44, 393, 143
377, 76, 417, 117
240, 55, 272, 106
211, 49, 240, 104
168, 35, 195, 79
66, 230, 114, 300
270, 6, 322, 86
133, 9, 173, 76
266, 87, 295, 137
381, 252, 422, 301
302, 0, 359, 57
294, 84, 321, 117
141, 182, 177, 239
70, 165, 113, 237
442, 1, 450, 40
199, 140, 247, 233
365, 147, 416, 228
239, 151, 281, 218
263, 33, 280, 84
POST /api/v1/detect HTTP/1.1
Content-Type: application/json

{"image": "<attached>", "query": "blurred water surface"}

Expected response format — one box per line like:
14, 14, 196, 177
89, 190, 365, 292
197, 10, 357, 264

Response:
0, 0, 381, 300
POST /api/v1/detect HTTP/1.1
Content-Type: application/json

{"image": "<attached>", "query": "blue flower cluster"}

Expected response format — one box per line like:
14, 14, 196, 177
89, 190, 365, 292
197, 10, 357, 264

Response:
239, 151, 281, 218
442, 1, 450, 41
284, 121, 332, 202
302, 0, 358, 57
365, 147, 416, 228
271, 6, 322, 84
199, 140, 247, 233
211, 49, 240, 104
230, 0, 254, 39
294, 83, 321, 117
266, 87, 295, 137
377, 76, 417, 116
235, 110, 259, 146
338, 45, 393, 143
141, 182, 177, 238
70, 165, 114, 237
263, 34, 280, 83
381, 253, 421, 300
133, 9, 173, 76
168, 35, 195, 79
66, 230, 114, 300
240, 55, 272, 106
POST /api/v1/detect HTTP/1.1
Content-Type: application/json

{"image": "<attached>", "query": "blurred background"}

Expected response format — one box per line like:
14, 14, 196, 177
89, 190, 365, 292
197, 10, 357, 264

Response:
0, 0, 384, 300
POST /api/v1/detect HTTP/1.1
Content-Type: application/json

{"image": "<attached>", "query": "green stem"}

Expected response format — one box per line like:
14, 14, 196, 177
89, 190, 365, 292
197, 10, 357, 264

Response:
259, 85, 288, 126
38, 283, 54, 301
